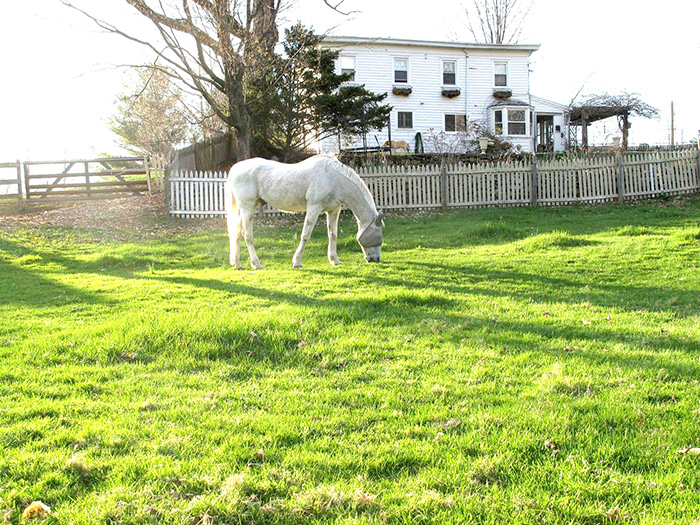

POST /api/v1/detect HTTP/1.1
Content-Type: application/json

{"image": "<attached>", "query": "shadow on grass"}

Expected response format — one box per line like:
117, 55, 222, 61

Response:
357, 260, 700, 317
0, 237, 105, 308
130, 268, 700, 381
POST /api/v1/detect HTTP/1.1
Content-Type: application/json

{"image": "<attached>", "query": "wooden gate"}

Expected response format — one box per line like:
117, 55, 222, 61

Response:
0, 161, 22, 205
23, 157, 150, 202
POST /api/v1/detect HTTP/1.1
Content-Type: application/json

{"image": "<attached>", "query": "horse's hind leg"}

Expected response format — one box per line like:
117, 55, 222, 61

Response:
231, 215, 244, 269
240, 207, 263, 270
326, 206, 342, 265
225, 182, 244, 269
226, 204, 244, 270
293, 205, 322, 269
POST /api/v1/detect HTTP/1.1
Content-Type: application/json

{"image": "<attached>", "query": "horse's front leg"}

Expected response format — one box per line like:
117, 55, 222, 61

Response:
293, 206, 322, 269
326, 206, 342, 265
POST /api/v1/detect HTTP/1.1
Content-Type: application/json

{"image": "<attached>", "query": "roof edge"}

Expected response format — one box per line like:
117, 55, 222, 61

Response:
322, 35, 540, 53
531, 95, 570, 112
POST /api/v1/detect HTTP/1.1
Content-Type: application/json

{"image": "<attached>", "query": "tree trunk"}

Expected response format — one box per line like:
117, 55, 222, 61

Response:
236, 122, 251, 161
224, 62, 252, 161
621, 113, 630, 151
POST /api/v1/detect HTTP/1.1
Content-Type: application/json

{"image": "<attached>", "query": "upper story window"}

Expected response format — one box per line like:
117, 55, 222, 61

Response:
443, 60, 456, 85
394, 58, 409, 83
397, 111, 413, 129
339, 56, 356, 81
494, 61, 508, 87
445, 113, 467, 132
494, 108, 528, 136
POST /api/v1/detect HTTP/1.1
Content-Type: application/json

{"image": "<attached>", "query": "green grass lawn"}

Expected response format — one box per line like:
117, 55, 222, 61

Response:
1, 196, 700, 524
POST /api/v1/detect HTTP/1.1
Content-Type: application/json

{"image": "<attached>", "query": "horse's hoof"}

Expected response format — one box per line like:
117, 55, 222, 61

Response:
293, 263, 302, 269
330, 259, 342, 266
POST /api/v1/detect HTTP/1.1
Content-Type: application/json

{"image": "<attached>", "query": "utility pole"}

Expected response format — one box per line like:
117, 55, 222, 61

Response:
670, 101, 675, 148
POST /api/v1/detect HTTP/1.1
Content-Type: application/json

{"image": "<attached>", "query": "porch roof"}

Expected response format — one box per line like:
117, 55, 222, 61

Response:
569, 105, 629, 125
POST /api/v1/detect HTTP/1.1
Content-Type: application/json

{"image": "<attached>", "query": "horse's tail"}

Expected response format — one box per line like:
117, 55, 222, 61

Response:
224, 178, 239, 236
224, 178, 237, 216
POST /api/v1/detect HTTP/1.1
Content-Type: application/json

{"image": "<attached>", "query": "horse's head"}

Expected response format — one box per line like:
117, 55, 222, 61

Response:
357, 211, 384, 263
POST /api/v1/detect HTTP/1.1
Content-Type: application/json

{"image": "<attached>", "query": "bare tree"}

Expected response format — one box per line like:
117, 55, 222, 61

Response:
109, 66, 192, 157
463, 0, 532, 44
61, 0, 362, 161
61, 0, 296, 161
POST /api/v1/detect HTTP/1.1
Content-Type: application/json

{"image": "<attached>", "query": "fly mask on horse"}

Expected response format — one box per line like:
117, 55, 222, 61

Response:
357, 211, 384, 263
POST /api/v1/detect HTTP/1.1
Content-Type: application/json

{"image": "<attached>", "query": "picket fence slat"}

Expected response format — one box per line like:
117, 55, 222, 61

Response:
167, 150, 700, 217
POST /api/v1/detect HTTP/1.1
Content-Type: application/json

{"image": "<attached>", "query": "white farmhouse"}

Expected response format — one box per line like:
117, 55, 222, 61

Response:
322, 36, 568, 154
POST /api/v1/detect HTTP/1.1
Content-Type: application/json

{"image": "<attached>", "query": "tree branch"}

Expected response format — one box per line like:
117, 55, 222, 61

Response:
322, 0, 359, 16
124, 0, 222, 48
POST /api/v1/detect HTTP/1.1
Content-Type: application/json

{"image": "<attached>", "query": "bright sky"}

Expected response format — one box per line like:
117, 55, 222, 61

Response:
1, 0, 698, 161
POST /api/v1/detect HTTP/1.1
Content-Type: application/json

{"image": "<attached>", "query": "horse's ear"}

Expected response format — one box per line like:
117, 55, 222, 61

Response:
375, 210, 384, 226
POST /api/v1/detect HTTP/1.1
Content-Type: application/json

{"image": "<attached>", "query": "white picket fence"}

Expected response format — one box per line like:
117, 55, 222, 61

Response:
167, 149, 700, 217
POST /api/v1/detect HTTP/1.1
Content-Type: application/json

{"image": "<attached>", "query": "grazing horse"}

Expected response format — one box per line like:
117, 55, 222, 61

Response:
225, 155, 384, 269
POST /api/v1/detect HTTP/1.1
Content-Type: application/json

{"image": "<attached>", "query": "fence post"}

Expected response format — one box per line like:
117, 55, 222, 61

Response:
145, 156, 152, 194
616, 150, 624, 202
440, 160, 448, 211
84, 161, 91, 197
530, 154, 538, 206
696, 147, 700, 190
15, 160, 23, 207
23, 163, 30, 201
165, 167, 172, 215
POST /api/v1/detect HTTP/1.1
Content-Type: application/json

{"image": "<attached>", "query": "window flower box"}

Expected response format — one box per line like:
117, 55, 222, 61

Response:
492, 88, 512, 100
441, 87, 461, 98
392, 85, 412, 96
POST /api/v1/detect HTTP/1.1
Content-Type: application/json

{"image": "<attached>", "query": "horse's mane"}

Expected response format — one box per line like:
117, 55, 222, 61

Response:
320, 155, 376, 212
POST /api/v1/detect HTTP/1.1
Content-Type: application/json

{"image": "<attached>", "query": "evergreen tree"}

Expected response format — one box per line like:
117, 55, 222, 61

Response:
251, 24, 392, 160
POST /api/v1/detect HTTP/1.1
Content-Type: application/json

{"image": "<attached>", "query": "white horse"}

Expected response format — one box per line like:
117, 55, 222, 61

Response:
225, 155, 384, 269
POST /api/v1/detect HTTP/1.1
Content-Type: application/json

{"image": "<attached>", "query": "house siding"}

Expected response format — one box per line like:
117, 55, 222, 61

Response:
464, 49, 533, 152
333, 44, 471, 149
323, 37, 565, 154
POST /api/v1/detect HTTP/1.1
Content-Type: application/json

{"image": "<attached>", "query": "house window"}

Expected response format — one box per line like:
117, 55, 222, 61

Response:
394, 58, 408, 83
339, 56, 356, 81
494, 110, 504, 135
494, 108, 528, 136
494, 61, 508, 87
445, 113, 466, 132
443, 60, 456, 85
508, 109, 526, 135
397, 111, 413, 129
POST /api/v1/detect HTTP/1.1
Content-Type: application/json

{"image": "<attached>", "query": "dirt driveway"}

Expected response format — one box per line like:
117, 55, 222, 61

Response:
0, 193, 226, 237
